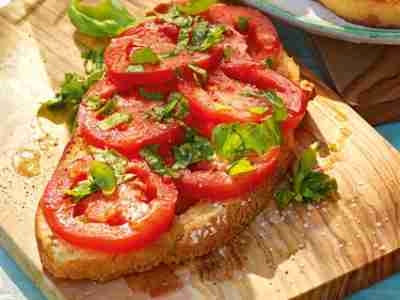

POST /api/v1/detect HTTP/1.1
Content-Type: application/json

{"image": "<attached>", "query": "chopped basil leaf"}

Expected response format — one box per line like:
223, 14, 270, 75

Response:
292, 145, 318, 194
127, 65, 145, 72
223, 46, 234, 60
191, 20, 209, 49
172, 128, 214, 170
264, 91, 288, 121
163, 6, 193, 27
265, 58, 274, 69
140, 145, 175, 177
139, 87, 164, 101
243, 89, 288, 122
237, 16, 249, 32
188, 64, 208, 86
275, 185, 295, 209
174, 95, 189, 120
90, 148, 128, 184
178, 0, 218, 15
212, 124, 245, 161
58, 73, 87, 103
248, 106, 268, 115
130, 47, 160, 65
89, 160, 117, 196
212, 117, 281, 161
153, 97, 178, 121
174, 27, 191, 55
214, 103, 232, 111
68, 0, 135, 38
150, 92, 188, 122
81, 49, 105, 75
84, 96, 104, 111
191, 24, 225, 52
96, 98, 117, 116
263, 116, 283, 146
141, 128, 213, 174
274, 144, 338, 209
228, 158, 256, 176
65, 179, 98, 201
98, 112, 132, 130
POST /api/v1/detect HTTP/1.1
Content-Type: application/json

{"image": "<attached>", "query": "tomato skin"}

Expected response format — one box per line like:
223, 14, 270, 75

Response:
41, 151, 178, 253
120, 22, 179, 42
203, 3, 282, 65
105, 20, 224, 89
184, 113, 218, 138
221, 62, 308, 131
179, 64, 307, 137
68, 158, 90, 184
179, 69, 270, 130
175, 147, 280, 202
78, 92, 184, 158
86, 77, 117, 99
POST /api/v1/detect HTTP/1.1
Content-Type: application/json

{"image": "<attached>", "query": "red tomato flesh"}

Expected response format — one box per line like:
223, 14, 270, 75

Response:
105, 19, 224, 89
78, 88, 184, 157
41, 152, 177, 253
179, 69, 271, 126
85, 76, 117, 99
221, 63, 308, 132
175, 147, 280, 202
204, 3, 282, 65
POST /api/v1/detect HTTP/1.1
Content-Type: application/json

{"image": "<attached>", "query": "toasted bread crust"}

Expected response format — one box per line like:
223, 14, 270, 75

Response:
36, 136, 292, 281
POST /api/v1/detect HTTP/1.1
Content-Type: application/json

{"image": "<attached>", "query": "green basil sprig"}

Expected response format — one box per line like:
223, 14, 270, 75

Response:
275, 144, 338, 209
37, 49, 105, 132
66, 148, 133, 201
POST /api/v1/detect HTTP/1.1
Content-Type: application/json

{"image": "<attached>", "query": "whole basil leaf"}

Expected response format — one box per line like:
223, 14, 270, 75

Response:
68, 0, 135, 38
212, 117, 282, 161
140, 145, 175, 177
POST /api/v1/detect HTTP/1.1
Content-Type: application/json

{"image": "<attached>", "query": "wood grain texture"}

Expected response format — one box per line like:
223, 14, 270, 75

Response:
1, 1, 400, 300
313, 36, 400, 124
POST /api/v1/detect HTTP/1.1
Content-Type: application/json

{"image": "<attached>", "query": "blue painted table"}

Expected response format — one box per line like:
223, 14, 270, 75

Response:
1, 21, 399, 300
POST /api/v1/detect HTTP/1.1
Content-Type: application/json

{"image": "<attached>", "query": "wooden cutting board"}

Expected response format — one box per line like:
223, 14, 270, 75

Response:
1, 1, 400, 300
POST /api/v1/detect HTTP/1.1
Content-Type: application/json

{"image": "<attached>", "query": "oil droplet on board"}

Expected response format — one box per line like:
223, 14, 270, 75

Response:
12, 148, 41, 177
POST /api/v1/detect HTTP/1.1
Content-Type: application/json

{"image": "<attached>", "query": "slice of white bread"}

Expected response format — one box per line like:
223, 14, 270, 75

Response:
36, 4, 302, 278
36, 135, 293, 281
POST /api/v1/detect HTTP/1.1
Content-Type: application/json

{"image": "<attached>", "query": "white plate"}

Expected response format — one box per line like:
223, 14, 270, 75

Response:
243, 0, 400, 45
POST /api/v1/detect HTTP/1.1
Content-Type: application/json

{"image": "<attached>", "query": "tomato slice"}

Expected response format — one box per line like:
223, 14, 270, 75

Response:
85, 76, 117, 99
105, 19, 224, 89
41, 152, 177, 253
180, 69, 271, 126
221, 62, 308, 132
204, 3, 282, 65
78, 89, 184, 157
179, 63, 306, 137
175, 147, 280, 202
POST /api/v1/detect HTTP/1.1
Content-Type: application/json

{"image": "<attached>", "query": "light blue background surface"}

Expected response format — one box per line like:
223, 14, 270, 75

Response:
1, 21, 399, 300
